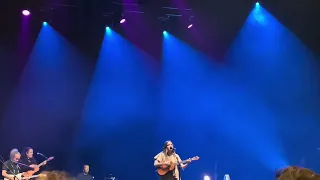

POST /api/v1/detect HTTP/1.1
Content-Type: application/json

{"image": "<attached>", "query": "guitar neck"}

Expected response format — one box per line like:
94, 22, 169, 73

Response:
180, 159, 189, 164
37, 157, 54, 167
4, 174, 39, 180
22, 175, 40, 179
179, 156, 199, 165
38, 161, 46, 167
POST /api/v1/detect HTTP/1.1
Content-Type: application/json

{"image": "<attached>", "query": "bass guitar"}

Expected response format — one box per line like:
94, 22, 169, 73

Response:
157, 156, 199, 175
4, 173, 47, 180
24, 156, 54, 177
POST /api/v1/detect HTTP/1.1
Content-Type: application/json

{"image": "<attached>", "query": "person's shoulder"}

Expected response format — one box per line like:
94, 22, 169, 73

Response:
4, 160, 11, 164
77, 173, 84, 176
154, 151, 164, 159
2, 160, 10, 168
174, 153, 181, 157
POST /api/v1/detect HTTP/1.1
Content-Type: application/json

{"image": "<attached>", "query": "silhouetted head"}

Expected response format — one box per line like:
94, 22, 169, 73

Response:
9, 149, 20, 163
22, 147, 34, 159
276, 166, 320, 180
36, 171, 72, 180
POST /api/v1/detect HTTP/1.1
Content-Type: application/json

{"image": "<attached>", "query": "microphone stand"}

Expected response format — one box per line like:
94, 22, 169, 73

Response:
37, 153, 48, 159
0, 154, 19, 180
37, 153, 50, 171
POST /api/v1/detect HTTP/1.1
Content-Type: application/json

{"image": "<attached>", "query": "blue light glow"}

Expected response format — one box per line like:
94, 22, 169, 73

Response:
105, 26, 112, 35
77, 28, 158, 180
162, 33, 217, 180
3, 23, 89, 150
223, 1, 320, 175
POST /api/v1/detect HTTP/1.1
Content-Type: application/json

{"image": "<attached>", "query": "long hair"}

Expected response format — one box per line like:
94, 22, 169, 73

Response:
9, 149, 20, 161
162, 140, 175, 153
36, 171, 72, 180
21, 147, 35, 161
277, 166, 320, 180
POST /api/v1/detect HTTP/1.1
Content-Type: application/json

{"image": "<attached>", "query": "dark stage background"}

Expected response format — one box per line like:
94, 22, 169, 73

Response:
1, 0, 320, 180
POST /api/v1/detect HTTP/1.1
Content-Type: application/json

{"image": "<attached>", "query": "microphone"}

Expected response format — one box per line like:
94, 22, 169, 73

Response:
37, 152, 48, 159
16, 162, 31, 168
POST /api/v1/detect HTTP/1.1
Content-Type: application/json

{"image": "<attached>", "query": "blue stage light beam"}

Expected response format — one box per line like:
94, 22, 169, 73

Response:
162, 32, 222, 180
77, 27, 159, 180
2, 24, 90, 148
225, 3, 320, 176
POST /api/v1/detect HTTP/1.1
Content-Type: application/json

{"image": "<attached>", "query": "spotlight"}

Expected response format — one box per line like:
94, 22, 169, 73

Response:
22, 10, 30, 16
163, 31, 167, 35
204, 175, 210, 180
119, 13, 126, 24
187, 15, 194, 29
224, 174, 231, 180
120, 18, 126, 24
43, 22, 48, 26
106, 26, 112, 34
256, 2, 260, 6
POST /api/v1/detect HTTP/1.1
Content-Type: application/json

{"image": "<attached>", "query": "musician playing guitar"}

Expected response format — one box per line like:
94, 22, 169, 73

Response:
19, 147, 41, 177
19, 147, 53, 179
2, 149, 21, 180
154, 140, 199, 180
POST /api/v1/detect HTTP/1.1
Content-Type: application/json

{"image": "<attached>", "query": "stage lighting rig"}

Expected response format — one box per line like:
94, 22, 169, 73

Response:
158, 6, 194, 31
108, 1, 144, 26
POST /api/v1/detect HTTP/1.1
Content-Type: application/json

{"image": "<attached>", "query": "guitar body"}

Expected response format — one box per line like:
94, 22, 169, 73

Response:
24, 156, 54, 177
25, 165, 39, 177
157, 161, 179, 175
156, 156, 200, 176
4, 173, 22, 180
157, 164, 171, 176
4, 173, 46, 180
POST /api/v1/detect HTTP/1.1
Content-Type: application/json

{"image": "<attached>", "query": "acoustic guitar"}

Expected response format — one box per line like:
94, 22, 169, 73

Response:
157, 156, 200, 175
24, 157, 54, 177
4, 173, 47, 180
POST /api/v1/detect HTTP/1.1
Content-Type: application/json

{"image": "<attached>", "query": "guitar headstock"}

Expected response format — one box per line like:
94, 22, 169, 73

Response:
47, 156, 54, 161
191, 156, 200, 161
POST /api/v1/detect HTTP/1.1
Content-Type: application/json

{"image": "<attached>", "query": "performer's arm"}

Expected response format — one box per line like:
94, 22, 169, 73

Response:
154, 153, 168, 167
2, 170, 13, 180
154, 159, 169, 167
177, 155, 191, 170
154, 160, 164, 167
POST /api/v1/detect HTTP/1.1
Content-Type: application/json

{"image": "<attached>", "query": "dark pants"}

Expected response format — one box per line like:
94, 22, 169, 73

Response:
159, 172, 179, 180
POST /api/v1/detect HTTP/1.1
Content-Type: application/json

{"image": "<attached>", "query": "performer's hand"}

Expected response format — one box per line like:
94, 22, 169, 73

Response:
186, 158, 192, 163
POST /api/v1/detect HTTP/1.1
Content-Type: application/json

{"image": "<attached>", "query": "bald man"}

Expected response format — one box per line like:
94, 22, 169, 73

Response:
76, 165, 93, 180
